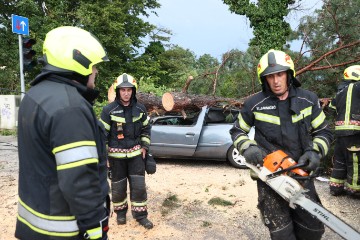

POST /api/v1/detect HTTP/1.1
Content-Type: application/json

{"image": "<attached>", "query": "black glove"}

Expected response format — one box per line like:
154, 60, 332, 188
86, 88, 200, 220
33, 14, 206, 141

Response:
243, 145, 266, 166
298, 150, 321, 171
145, 153, 156, 174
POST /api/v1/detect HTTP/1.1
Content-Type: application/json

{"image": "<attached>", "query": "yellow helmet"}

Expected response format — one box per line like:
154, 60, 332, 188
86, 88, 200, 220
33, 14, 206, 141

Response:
43, 26, 109, 76
343, 65, 360, 81
113, 73, 138, 91
257, 49, 295, 83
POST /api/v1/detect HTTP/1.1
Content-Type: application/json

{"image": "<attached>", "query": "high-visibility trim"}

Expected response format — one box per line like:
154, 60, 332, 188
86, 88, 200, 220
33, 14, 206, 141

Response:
234, 135, 249, 149
292, 106, 312, 123
311, 111, 326, 129
312, 142, 320, 152
131, 201, 148, 207
313, 137, 329, 155
239, 140, 257, 153
329, 177, 345, 184
86, 227, 102, 239
57, 158, 99, 170
143, 118, 149, 126
108, 149, 142, 158
133, 113, 144, 122
345, 84, 354, 125
113, 198, 128, 207
52, 141, 96, 154
345, 182, 360, 191
254, 112, 280, 125
352, 152, 359, 189
110, 115, 126, 123
237, 114, 251, 132
100, 119, 110, 131
55, 145, 98, 166
141, 136, 150, 145
335, 125, 360, 131
18, 198, 78, 237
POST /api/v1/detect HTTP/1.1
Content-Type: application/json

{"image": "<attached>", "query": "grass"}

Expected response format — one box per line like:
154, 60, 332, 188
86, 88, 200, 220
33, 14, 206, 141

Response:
161, 194, 181, 216
201, 221, 212, 227
0, 129, 17, 136
208, 197, 233, 207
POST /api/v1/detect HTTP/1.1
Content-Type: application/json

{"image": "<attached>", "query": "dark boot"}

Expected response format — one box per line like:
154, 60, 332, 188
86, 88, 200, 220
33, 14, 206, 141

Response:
330, 185, 345, 196
137, 218, 153, 229
116, 212, 126, 225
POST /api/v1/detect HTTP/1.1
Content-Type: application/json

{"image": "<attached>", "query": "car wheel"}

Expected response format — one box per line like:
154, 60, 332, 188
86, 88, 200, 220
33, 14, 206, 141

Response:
227, 146, 247, 169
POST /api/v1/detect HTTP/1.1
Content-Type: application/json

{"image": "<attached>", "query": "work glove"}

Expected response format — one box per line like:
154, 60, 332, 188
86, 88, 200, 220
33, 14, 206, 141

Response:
145, 153, 156, 174
243, 145, 266, 166
298, 150, 321, 171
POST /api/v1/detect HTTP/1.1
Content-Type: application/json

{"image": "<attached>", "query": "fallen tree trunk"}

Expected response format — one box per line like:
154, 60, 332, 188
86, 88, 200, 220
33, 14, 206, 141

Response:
162, 92, 245, 112
108, 86, 331, 116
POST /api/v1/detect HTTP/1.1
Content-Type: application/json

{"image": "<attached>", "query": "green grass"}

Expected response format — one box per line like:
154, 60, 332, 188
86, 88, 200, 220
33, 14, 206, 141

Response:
208, 197, 233, 206
161, 194, 181, 216
0, 129, 17, 136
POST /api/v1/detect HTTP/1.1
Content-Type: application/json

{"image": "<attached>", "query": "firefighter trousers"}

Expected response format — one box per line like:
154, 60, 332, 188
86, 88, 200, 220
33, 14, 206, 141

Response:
330, 135, 360, 196
110, 155, 148, 220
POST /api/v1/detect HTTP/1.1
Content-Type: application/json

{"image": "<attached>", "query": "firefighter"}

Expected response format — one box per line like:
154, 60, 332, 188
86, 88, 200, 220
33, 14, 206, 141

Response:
16, 26, 110, 239
100, 73, 153, 229
230, 49, 333, 240
329, 65, 360, 198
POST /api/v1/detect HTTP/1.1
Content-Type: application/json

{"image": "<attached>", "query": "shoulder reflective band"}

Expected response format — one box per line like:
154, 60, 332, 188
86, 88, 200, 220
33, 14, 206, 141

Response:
237, 113, 251, 132
254, 112, 281, 125
311, 111, 326, 129
100, 119, 110, 131
18, 198, 79, 237
292, 106, 312, 123
111, 115, 126, 123
133, 113, 144, 122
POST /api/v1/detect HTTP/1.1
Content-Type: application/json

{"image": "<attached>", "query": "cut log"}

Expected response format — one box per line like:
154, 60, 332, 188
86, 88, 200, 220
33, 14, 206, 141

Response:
161, 92, 245, 112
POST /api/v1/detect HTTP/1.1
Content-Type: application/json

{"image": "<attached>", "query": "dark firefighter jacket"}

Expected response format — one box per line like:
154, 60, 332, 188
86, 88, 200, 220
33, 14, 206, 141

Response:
329, 81, 360, 136
230, 86, 333, 161
16, 73, 109, 240
100, 99, 151, 159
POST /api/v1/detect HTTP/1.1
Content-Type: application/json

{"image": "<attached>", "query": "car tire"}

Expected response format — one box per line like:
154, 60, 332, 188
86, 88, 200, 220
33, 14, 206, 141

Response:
227, 146, 247, 169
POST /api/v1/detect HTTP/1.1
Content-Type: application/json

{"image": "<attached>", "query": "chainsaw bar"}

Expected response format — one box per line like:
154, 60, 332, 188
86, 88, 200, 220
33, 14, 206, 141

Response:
245, 163, 360, 240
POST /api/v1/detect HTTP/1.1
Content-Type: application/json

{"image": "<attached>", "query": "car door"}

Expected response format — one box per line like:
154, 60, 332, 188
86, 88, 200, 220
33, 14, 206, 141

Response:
150, 107, 206, 157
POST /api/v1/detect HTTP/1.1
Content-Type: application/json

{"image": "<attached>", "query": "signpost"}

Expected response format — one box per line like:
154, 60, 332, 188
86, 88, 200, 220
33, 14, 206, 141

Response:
11, 14, 29, 100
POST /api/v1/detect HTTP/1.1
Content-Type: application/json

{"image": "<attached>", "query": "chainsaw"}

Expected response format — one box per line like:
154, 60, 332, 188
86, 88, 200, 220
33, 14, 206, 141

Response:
245, 150, 360, 240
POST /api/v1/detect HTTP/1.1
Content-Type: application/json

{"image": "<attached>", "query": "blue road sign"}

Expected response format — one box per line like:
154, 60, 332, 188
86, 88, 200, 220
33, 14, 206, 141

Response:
12, 14, 29, 36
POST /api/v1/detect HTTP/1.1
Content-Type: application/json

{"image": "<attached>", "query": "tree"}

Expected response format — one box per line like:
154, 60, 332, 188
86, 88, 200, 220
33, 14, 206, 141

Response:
291, 0, 360, 97
0, 0, 160, 102
222, 0, 296, 55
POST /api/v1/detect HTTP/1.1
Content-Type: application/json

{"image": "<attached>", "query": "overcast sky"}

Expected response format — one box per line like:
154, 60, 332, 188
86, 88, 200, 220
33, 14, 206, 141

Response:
146, 0, 323, 59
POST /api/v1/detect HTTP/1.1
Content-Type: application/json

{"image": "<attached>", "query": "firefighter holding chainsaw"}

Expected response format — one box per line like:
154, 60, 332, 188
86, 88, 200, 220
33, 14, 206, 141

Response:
329, 65, 360, 198
100, 73, 153, 229
230, 49, 333, 240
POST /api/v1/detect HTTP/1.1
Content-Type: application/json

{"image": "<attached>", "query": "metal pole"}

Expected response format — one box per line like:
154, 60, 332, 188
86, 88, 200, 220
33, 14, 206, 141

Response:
18, 34, 25, 100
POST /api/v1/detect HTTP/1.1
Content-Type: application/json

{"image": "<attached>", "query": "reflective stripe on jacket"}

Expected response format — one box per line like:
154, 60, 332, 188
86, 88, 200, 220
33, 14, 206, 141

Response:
331, 81, 360, 136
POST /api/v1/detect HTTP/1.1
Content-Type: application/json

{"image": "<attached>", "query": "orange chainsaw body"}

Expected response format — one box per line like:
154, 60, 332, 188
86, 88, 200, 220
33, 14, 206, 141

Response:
263, 150, 308, 176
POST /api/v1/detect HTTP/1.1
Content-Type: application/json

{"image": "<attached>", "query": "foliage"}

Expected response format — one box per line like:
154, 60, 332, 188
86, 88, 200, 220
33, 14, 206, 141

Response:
222, 0, 296, 55
292, 0, 360, 96
0, 129, 17, 136
0, 0, 160, 102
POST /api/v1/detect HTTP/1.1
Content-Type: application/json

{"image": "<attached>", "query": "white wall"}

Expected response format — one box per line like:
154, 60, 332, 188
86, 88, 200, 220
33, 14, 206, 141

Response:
0, 95, 20, 130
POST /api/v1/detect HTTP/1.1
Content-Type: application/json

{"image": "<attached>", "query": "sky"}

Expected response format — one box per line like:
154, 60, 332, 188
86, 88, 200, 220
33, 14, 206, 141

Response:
146, 0, 323, 59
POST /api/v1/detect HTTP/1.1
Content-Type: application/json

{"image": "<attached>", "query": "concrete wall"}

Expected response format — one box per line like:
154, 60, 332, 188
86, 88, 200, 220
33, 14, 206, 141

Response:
0, 95, 20, 130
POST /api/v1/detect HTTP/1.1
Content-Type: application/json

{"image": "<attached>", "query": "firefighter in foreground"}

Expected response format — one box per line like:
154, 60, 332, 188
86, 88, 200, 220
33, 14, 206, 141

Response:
230, 49, 333, 240
100, 73, 153, 229
329, 65, 360, 198
16, 26, 110, 239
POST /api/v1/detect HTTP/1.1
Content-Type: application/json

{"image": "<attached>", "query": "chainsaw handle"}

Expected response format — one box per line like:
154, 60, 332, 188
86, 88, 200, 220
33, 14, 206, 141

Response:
266, 162, 307, 179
